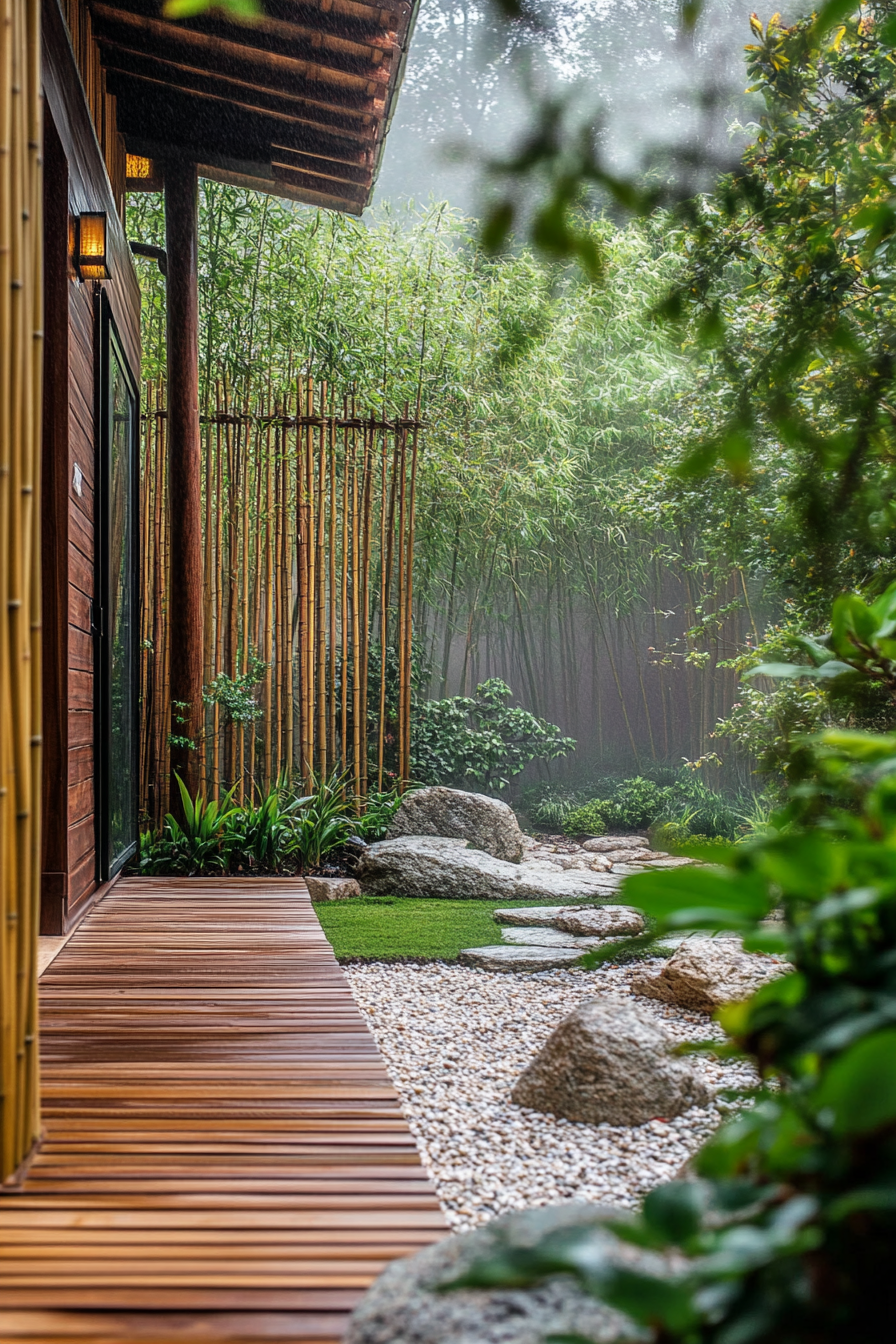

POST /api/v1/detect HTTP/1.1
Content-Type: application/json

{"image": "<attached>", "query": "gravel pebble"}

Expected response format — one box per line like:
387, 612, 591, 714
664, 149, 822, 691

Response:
344, 960, 756, 1233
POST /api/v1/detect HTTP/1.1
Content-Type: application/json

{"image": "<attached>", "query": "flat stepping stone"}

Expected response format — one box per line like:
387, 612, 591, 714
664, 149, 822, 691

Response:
493, 906, 579, 926
500, 926, 606, 949
555, 906, 645, 937
458, 945, 587, 972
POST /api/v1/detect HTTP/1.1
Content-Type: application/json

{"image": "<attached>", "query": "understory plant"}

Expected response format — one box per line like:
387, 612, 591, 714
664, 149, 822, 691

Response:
561, 773, 747, 841
138, 771, 369, 876
450, 724, 896, 1340
138, 775, 237, 876
411, 678, 575, 792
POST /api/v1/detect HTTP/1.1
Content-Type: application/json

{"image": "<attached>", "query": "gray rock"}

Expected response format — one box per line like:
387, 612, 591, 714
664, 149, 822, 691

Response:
582, 836, 647, 852
358, 836, 624, 902
493, 906, 580, 926
597, 848, 655, 865
458, 945, 587, 972
554, 906, 645, 938
500, 926, 606, 950
305, 875, 361, 900
511, 995, 712, 1125
632, 936, 787, 1012
345, 1201, 652, 1344
387, 786, 525, 862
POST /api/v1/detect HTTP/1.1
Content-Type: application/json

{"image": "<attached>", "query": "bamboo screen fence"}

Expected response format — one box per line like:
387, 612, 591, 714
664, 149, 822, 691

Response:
140, 379, 420, 826
0, 0, 42, 1184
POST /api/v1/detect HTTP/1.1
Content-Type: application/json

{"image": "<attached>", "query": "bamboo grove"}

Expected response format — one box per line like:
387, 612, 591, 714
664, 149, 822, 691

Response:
0, 0, 42, 1183
127, 186, 831, 788
140, 377, 420, 826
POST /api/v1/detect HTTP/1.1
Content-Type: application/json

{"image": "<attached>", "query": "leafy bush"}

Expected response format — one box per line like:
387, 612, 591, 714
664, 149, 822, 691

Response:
563, 777, 676, 836
562, 773, 750, 840
411, 679, 575, 792
451, 725, 896, 1339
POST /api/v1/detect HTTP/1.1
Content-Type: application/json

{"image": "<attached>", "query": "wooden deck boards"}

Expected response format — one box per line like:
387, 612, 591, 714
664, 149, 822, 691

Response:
0, 878, 445, 1341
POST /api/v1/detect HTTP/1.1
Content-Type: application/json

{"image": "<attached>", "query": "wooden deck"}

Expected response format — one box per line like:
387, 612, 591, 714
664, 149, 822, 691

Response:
0, 877, 445, 1342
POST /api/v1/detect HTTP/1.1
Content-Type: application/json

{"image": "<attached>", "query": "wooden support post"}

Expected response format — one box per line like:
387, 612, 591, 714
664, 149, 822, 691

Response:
165, 161, 204, 807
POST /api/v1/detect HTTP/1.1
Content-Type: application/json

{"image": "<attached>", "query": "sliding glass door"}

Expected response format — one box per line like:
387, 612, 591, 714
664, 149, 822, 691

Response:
97, 298, 139, 879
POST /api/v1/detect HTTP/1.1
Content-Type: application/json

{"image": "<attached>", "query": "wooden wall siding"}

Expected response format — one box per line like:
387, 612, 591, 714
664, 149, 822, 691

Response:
41, 0, 141, 936
0, 877, 445, 1340
58, 0, 127, 214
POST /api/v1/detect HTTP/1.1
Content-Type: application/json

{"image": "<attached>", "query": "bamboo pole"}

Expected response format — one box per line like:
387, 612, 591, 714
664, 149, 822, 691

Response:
263, 414, 274, 792
402, 414, 420, 785
305, 378, 316, 782
211, 390, 223, 795
376, 424, 388, 789
359, 423, 374, 800
340, 400, 349, 770
350, 426, 362, 802
328, 409, 337, 766
316, 382, 327, 780
396, 419, 408, 788
1, 0, 42, 1184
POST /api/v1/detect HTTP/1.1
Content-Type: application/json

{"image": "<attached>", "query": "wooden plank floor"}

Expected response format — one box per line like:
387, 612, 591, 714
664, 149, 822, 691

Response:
0, 878, 445, 1342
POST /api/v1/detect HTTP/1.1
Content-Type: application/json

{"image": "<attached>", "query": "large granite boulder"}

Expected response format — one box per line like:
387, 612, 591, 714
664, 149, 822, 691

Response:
387, 786, 525, 862
511, 996, 711, 1126
344, 1201, 653, 1344
631, 936, 787, 1012
357, 836, 623, 901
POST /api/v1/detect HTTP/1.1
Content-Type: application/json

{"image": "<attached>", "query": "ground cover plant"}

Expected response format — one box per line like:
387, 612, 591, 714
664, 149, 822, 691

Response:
313, 897, 577, 963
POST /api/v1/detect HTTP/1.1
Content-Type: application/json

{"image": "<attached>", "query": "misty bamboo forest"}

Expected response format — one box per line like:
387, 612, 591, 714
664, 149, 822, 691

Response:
3, 2, 896, 1341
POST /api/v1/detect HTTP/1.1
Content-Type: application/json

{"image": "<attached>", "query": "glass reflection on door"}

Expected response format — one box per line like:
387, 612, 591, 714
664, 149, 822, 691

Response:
103, 328, 138, 875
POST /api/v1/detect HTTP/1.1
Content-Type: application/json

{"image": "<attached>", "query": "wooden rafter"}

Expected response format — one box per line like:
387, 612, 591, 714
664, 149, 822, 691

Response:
91, 0, 418, 212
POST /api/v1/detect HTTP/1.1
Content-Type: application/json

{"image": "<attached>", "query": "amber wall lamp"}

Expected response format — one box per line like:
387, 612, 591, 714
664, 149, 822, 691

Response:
76, 211, 110, 281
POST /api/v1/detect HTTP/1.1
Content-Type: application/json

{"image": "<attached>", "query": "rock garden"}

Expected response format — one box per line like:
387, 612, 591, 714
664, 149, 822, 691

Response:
320, 785, 785, 1238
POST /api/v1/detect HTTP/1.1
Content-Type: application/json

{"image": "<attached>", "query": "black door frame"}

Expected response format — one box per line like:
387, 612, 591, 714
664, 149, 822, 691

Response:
95, 290, 140, 882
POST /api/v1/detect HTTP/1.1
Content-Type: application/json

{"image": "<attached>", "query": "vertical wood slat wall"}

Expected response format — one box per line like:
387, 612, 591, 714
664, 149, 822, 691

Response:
58, 0, 126, 214
140, 378, 419, 826
0, 0, 43, 1185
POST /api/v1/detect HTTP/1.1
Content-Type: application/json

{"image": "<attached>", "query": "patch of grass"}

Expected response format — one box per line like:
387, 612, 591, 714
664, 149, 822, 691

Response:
314, 896, 577, 962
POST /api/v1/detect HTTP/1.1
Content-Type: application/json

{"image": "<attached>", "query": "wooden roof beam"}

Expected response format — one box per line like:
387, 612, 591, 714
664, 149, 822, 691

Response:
101, 41, 381, 146
90, 4, 393, 90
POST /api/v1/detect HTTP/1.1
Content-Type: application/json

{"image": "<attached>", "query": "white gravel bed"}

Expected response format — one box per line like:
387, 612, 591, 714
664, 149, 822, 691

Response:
344, 960, 757, 1233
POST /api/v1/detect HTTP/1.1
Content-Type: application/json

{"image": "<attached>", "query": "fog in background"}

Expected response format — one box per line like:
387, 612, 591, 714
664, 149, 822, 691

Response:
375, 0, 800, 215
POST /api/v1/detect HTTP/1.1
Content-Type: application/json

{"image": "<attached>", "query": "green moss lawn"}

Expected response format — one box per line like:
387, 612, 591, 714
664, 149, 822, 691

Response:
313, 896, 564, 962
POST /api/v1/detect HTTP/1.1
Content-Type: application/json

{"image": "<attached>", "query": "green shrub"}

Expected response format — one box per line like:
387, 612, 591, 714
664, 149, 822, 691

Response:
563, 777, 676, 836
411, 679, 575, 792
449, 727, 896, 1341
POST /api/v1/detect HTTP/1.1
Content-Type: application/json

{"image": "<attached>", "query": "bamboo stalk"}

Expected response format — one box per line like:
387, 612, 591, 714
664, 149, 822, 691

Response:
350, 426, 362, 802
328, 409, 337, 766
263, 413, 274, 792
395, 419, 408, 788
359, 423, 374, 800
340, 400, 349, 771
376, 424, 388, 789
316, 382, 327, 779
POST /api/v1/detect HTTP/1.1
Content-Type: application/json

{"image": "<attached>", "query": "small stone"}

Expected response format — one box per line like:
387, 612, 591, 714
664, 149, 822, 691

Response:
554, 907, 645, 938
458, 945, 586, 972
306, 875, 361, 900
511, 996, 711, 1125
